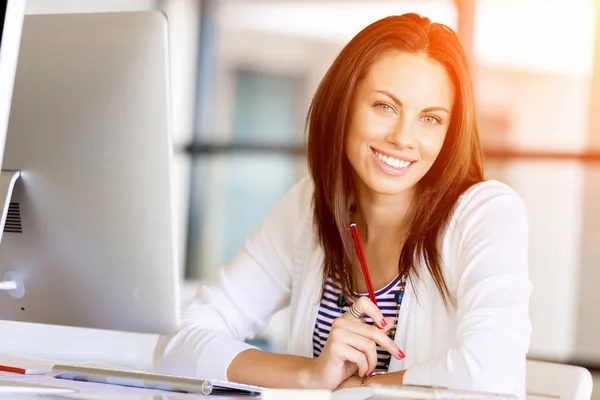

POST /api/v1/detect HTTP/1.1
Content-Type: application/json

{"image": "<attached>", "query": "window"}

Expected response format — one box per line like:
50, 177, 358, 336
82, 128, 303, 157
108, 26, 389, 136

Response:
186, 70, 306, 280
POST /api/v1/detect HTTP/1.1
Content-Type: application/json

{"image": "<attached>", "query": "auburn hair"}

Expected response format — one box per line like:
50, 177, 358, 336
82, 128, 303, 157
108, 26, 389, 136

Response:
306, 13, 484, 305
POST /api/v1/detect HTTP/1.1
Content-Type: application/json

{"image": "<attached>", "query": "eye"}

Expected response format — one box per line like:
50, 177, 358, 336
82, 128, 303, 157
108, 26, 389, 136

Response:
420, 115, 442, 126
374, 102, 396, 114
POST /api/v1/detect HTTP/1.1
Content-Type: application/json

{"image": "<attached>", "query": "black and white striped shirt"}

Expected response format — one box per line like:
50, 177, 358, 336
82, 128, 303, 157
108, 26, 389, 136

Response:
312, 275, 400, 371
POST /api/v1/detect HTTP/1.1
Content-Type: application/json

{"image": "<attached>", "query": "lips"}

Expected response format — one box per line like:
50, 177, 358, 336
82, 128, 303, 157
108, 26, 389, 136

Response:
370, 149, 415, 176
371, 148, 416, 170
370, 147, 417, 163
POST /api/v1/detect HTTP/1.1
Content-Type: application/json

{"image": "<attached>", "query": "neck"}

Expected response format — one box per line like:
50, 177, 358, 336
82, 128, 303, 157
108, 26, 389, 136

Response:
352, 183, 415, 246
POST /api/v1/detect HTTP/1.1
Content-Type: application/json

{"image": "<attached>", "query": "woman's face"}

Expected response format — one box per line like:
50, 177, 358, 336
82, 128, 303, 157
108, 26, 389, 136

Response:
345, 50, 455, 198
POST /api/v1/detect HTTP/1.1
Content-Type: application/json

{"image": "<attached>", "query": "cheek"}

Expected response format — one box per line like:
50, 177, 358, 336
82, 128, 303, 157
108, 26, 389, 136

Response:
419, 131, 447, 161
349, 108, 390, 141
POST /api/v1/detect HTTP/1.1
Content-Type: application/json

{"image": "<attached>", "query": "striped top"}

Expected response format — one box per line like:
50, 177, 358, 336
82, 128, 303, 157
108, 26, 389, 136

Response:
312, 275, 401, 371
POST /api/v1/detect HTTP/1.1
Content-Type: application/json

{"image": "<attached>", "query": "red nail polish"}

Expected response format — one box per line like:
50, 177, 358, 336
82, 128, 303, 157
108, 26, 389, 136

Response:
368, 370, 374, 377
380, 319, 387, 328
398, 349, 405, 359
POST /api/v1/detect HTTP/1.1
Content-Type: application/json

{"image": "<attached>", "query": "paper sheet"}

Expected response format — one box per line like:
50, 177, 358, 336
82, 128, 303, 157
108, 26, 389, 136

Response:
0, 379, 75, 394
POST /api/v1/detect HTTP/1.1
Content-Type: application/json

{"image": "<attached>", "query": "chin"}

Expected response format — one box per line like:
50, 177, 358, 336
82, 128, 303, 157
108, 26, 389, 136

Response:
363, 175, 416, 196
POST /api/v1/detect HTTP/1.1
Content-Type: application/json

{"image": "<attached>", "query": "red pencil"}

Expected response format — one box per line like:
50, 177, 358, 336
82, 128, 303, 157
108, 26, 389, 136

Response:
350, 223, 377, 306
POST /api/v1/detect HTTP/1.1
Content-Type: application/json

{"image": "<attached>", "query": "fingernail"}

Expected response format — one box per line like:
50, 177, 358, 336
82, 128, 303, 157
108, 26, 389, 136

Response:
368, 370, 374, 377
380, 319, 387, 328
397, 349, 405, 359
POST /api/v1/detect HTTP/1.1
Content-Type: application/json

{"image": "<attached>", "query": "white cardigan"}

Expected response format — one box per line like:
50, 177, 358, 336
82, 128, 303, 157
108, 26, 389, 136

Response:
154, 177, 532, 397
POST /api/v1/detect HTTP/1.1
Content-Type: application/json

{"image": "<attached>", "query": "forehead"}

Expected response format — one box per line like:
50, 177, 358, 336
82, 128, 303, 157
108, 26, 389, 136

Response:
360, 50, 455, 109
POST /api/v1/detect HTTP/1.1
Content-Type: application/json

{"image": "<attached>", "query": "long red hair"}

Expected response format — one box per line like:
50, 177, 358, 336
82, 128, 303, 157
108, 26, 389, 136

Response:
307, 13, 484, 305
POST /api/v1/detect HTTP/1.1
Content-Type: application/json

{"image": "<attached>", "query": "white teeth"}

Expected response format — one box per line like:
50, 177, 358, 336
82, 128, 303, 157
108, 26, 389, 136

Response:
374, 150, 412, 169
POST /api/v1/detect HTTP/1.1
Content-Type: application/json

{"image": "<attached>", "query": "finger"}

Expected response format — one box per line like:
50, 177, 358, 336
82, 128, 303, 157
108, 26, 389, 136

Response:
382, 317, 395, 333
346, 334, 379, 374
334, 343, 369, 378
329, 327, 378, 374
342, 296, 387, 329
337, 318, 404, 360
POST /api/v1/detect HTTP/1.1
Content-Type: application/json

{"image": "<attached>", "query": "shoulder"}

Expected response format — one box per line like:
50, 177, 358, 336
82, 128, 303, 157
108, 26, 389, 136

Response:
279, 176, 314, 218
241, 177, 316, 275
293, 176, 315, 205
263, 176, 315, 241
448, 180, 528, 233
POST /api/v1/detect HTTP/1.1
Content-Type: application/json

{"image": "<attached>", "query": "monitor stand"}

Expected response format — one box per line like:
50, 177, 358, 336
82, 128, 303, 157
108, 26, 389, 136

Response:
0, 170, 24, 299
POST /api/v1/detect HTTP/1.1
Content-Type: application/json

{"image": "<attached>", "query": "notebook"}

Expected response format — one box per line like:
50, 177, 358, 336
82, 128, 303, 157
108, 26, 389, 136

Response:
51, 364, 263, 396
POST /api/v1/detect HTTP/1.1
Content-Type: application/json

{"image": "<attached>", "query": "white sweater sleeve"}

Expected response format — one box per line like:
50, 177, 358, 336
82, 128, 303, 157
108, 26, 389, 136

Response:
403, 183, 532, 396
153, 178, 312, 381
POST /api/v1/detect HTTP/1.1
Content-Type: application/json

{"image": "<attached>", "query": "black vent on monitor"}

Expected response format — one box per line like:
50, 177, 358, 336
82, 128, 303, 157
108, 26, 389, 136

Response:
4, 202, 23, 233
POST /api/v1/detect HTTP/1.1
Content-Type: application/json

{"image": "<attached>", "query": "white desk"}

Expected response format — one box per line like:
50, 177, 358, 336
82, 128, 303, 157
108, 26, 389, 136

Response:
0, 374, 561, 400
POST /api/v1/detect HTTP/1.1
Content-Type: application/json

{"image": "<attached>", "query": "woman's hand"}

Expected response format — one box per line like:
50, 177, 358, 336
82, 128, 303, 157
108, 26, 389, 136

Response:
337, 370, 407, 390
298, 296, 404, 390
336, 374, 362, 389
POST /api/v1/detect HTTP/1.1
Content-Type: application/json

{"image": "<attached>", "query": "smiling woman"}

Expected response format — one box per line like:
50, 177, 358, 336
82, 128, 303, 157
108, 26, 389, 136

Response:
308, 14, 484, 311
155, 13, 531, 399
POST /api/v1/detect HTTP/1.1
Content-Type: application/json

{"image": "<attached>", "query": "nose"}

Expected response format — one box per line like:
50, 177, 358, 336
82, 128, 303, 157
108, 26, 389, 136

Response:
385, 115, 415, 149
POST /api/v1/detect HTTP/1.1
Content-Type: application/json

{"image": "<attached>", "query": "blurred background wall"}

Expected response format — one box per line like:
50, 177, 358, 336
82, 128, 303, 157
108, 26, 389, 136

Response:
0, 0, 598, 382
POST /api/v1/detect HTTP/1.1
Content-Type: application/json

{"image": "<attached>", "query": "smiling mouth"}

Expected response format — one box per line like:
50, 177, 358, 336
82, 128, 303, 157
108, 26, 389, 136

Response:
371, 148, 415, 169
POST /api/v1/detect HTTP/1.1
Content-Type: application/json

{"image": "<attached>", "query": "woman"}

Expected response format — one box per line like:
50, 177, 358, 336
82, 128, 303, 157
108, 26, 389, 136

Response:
154, 13, 532, 396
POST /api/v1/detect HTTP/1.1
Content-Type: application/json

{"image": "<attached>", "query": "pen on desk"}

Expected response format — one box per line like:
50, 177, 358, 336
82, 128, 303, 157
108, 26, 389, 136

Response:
350, 223, 377, 306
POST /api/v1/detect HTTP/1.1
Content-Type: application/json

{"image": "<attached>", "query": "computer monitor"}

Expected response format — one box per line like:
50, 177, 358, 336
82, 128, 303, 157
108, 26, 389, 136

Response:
0, 11, 180, 335
0, 0, 26, 170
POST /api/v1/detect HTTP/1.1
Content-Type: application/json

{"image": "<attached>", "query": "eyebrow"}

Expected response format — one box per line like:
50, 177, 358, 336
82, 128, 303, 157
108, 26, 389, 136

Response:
374, 90, 450, 114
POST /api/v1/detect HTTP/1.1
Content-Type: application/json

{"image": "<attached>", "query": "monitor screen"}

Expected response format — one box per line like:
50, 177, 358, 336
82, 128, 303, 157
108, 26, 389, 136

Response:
0, 0, 26, 170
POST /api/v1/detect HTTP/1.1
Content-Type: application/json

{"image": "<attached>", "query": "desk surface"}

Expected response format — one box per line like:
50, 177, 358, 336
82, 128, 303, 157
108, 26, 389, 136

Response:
0, 374, 559, 400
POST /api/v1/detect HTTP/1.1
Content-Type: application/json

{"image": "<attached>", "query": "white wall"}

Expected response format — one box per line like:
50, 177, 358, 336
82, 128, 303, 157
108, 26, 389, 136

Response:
573, 0, 600, 364
573, 164, 600, 363
476, 67, 591, 361
503, 161, 584, 361
0, 0, 199, 369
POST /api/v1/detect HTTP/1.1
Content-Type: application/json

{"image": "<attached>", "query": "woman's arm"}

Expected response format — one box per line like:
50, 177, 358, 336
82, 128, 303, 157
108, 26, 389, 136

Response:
227, 349, 314, 388
153, 179, 312, 382
228, 296, 403, 389
402, 184, 532, 395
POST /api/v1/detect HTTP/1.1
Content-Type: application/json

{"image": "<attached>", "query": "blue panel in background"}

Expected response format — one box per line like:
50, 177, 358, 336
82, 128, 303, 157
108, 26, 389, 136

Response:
220, 70, 302, 266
